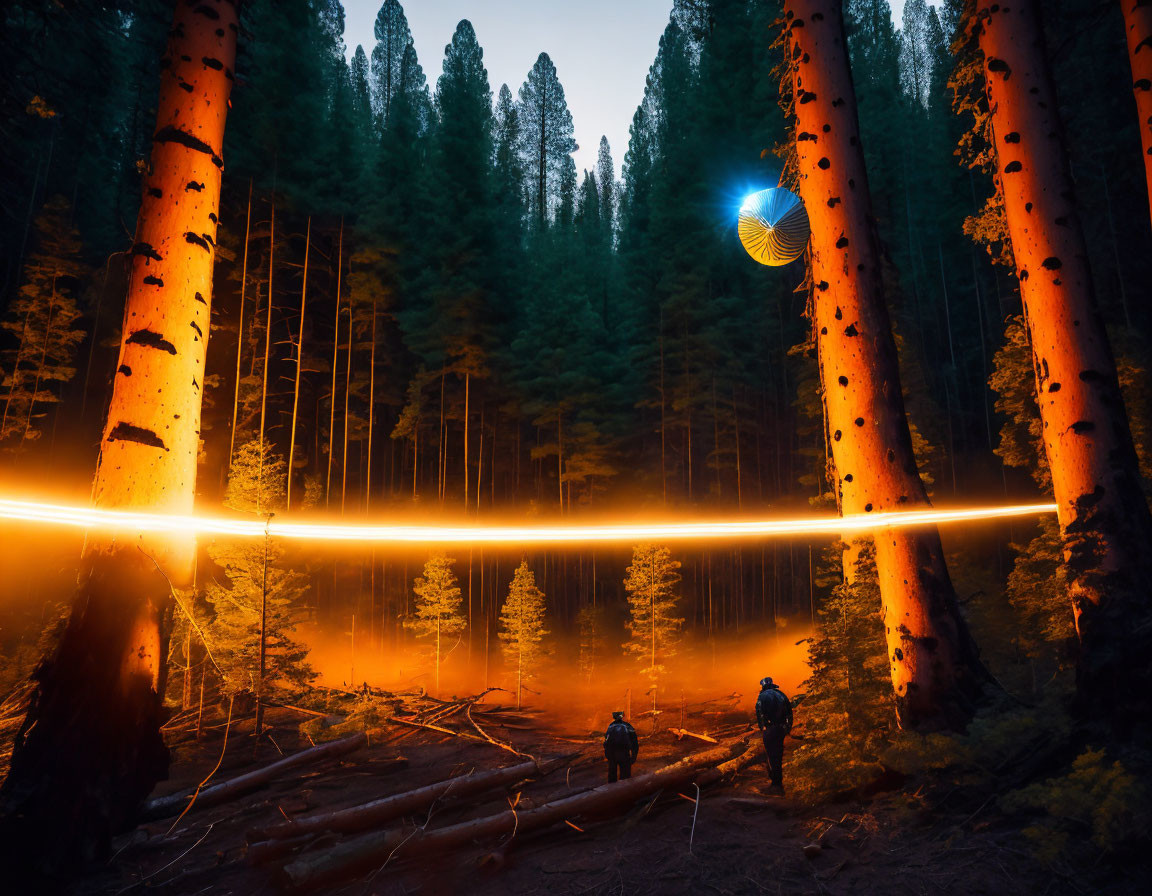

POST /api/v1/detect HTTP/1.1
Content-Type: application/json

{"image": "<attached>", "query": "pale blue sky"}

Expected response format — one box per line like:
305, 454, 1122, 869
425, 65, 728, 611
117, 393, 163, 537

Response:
341, 1, 937, 184
341, 0, 674, 183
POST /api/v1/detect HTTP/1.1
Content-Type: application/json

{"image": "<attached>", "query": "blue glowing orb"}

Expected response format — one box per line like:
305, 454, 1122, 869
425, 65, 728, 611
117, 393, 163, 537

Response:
738, 187, 810, 266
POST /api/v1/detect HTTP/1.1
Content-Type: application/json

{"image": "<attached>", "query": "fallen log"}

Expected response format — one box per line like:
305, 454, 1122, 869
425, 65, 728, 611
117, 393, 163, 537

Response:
142, 733, 376, 820
278, 738, 748, 891
247, 756, 562, 860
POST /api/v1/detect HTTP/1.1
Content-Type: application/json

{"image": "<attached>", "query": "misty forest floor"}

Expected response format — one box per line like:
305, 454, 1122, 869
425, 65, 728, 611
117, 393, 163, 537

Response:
42, 693, 1145, 896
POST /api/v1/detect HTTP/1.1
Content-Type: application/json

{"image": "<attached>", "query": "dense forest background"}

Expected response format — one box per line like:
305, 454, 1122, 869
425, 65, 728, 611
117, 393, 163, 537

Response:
1, 0, 1150, 714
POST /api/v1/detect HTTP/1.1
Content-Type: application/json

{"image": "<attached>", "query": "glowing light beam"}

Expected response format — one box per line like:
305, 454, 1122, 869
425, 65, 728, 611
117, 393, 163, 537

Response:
0, 496, 1058, 545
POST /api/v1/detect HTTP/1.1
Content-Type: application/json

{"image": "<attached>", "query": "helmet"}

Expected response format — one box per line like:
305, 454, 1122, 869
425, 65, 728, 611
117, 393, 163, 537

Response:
612, 710, 625, 721
760, 677, 774, 688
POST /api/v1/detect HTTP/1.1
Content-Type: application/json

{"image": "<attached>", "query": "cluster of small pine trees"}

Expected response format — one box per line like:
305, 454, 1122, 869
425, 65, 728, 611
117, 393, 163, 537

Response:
402, 546, 685, 704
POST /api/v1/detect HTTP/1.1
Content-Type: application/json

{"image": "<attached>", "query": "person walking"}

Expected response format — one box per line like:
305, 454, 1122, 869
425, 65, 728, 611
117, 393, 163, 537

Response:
603, 710, 639, 782
755, 676, 793, 794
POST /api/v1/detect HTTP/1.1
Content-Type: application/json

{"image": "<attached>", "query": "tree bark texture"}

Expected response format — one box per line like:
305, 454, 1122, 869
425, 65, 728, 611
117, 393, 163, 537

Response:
0, 0, 238, 874
1121, 0, 1152, 230
976, 0, 1152, 721
784, 0, 984, 731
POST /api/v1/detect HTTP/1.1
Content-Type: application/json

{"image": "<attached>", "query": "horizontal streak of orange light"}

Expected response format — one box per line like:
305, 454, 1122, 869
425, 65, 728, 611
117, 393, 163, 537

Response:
0, 497, 1057, 544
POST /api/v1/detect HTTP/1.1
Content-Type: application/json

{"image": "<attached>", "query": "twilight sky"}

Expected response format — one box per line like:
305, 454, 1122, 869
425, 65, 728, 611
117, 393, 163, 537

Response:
341, 1, 937, 184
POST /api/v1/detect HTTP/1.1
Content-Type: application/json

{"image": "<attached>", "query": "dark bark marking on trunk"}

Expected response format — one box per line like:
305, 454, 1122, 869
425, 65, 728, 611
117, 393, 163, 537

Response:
185, 181, 204, 192
190, 321, 203, 338
194, 292, 207, 305
126, 329, 177, 354
193, 4, 220, 20
107, 422, 168, 450
202, 56, 223, 70
153, 125, 214, 155
131, 243, 163, 262
185, 232, 211, 251
142, 275, 164, 287
117, 365, 132, 377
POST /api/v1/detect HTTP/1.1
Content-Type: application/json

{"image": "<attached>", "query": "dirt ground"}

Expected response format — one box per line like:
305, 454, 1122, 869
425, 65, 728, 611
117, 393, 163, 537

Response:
62, 696, 1144, 896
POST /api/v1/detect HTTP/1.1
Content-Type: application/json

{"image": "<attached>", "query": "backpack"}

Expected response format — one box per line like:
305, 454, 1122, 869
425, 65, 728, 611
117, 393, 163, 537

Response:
605, 721, 634, 758
757, 687, 790, 728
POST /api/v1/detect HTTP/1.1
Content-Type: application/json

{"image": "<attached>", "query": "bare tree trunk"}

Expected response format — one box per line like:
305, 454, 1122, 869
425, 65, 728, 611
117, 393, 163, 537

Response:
20, 281, 56, 446
785, 0, 984, 730
229, 179, 252, 467
326, 220, 343, 507
1122, 0, 1152, 232
976, 0, 1152, 723
366, 301, 376, 510
463, 372, 470, 512
286, 217, 310, 510
257, 191, 274, 511
341, 286, 352, 515
0, 0, 238, 868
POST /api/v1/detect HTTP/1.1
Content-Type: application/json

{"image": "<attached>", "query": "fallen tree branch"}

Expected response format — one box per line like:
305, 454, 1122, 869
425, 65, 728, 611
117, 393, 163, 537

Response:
464, 701, 532, 760
143, 732, 373, 821
667, 728, 718, 744
278, 739, 747, 891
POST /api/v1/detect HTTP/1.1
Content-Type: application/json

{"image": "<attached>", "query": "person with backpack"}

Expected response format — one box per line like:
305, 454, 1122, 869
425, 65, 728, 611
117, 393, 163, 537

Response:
603, 711, 639, 782
755, 676, 793, 793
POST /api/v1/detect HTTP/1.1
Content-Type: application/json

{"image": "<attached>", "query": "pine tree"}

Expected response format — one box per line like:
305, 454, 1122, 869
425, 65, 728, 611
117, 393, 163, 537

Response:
407, 554, 466, 696
596, 136, 616, 238
792, 543, 895, 793
206, 440, 314, 698
0, 196, 89, 448
623, 544, 684, 707
516, 53, 578, 227
498, 560, 549, 708
370, 0, 414, 127
899, 0, 935, 107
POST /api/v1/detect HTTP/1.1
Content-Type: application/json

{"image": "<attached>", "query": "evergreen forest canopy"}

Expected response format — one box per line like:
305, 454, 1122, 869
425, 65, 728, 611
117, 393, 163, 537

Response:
2, 0, 1152, 882
3, 0, 1149, 650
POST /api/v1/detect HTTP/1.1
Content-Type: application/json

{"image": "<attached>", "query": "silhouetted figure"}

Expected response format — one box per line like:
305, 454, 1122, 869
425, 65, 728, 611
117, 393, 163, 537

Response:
756, 676, 793, 793
603, 710, 638, 782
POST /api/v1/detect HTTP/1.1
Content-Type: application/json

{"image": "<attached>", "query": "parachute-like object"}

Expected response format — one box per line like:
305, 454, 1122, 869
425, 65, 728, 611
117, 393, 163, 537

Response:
738, 187, 810, 266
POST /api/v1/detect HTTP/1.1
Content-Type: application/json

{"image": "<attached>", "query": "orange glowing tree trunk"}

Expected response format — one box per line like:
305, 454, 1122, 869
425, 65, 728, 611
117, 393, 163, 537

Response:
975, 0, 1152, 720
0, 0, 238, 869
1121, 0, 1152, 229
784, 0, 983, 730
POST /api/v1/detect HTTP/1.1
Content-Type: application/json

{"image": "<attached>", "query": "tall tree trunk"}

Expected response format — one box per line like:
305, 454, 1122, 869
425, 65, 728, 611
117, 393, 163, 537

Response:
1122, 0, 1152, 232
366, 301, 376, 510
327, 220, 343, 507
976, 0, 1152, 723
286, 217, 310, 510
785, 0, 984, 730
0, 0, 238, 869
20, 283, 56, 446
229, 179, 252, 468
463, 372, 470, 512
341, 289, 353, 515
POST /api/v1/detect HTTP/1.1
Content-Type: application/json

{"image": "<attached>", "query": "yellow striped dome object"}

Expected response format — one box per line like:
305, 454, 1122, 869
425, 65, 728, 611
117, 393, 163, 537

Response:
738, 187, 810, 266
